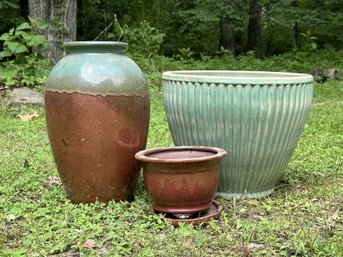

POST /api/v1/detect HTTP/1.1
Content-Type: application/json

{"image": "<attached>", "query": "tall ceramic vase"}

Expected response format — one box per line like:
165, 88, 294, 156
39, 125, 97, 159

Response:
45, 42, 150, 204
162, 71, 313, 199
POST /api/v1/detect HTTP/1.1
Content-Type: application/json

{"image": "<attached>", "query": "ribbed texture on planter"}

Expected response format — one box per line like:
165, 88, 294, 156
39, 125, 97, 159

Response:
162, 71, 313, 198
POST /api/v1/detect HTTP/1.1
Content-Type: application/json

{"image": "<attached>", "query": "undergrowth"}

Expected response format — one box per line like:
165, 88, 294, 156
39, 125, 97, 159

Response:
134, 49, 343, 88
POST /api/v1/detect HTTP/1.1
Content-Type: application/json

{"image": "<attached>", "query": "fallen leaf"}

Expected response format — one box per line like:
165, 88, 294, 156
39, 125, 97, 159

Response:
251, 214, 264, 221
331, 208, 340, 221
7, 214, 16, 221
296, 184, 307, 191
46, 175, 61, 187
157, 232, 166, 239
247, 243, 264, 250
18, 111, 39, 122
246, 200, 258, 206
83, 239, 96, 249
326, 208, 340, 229
185, 238, 193, 247
313, 172, 324, 177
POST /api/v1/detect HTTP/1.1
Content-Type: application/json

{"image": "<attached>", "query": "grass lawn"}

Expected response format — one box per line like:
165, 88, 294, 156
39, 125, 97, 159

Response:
0, 79, 342, 256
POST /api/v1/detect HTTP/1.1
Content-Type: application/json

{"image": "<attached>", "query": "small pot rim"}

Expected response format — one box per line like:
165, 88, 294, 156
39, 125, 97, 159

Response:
135, 146, 227, 163
162, 70, 313, 84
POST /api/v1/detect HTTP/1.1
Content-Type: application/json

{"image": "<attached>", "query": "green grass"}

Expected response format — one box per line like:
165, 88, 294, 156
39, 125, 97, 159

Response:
0, 73, 342, 256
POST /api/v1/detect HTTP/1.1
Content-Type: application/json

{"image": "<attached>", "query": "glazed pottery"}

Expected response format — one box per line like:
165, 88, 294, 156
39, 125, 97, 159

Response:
45, 41, 150, 204
135, 146, 226, 214
162, 70, 313, 198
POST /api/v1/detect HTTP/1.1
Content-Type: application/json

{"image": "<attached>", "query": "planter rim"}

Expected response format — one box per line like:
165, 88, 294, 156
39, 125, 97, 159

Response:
162, 70, 313, 84
135, 146, 226, 164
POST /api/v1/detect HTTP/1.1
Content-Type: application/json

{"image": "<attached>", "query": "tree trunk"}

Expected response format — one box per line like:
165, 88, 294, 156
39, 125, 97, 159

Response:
28, 0, 77, 64
292, 1, 299, 49
220, 16, 236, 55
247, 0, 262, 58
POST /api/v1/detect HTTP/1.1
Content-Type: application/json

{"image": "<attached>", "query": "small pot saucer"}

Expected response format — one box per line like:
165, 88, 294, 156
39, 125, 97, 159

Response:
151, 200, 223, 226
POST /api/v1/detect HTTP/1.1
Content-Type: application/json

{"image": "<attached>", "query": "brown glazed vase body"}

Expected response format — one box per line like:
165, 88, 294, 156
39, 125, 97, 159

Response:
45, 42, 150, 204
135, 146, 226, 214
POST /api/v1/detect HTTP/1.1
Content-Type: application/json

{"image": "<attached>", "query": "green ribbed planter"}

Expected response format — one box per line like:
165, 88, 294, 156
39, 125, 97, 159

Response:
162, 70, 313, 199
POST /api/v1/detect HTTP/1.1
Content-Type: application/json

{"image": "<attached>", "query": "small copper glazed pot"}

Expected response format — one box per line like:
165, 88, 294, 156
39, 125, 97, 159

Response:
135, 146, 226, 215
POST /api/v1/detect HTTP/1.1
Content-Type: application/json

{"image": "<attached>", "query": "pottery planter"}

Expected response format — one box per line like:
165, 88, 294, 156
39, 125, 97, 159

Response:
45, 41, 150, 203
162, 70, 313, 198
135, 146, 226, 215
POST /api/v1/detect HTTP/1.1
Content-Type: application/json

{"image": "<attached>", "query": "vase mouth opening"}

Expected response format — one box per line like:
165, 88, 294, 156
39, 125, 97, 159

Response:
63, 41, 128, 54
162, 70, 313, 84
135, 146, 226, 163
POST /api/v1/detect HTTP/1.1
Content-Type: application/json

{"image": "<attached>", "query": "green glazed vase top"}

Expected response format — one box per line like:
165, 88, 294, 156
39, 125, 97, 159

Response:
46, 41, 147, 97
163, 70, 313, 85
63, 41, 128, 54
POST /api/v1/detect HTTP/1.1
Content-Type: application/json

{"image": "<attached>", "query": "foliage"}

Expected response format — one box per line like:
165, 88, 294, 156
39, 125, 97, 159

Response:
261, 0, 343, 54
27, 0, 342, 58
0, 19, 50, 88
118, 21, 165, 57
77, 0, 108, 41
77, 1, 165, 58
163, 0, 220, 56
300, 30, 318, 52
174, 47, 194, 62
77, 0, 145, 41
51, 6, 70, 46
2, 0, 343, 59
0, 0, 24, 35
131, 49, 342, 92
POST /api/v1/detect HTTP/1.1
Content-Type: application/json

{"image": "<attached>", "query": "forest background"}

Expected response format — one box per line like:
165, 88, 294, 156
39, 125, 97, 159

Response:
0, 0, 343, 89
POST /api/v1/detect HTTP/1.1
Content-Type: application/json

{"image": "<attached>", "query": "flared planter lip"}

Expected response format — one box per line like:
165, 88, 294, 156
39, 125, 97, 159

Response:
135, 146, 226, 164
162, 70, 313, 84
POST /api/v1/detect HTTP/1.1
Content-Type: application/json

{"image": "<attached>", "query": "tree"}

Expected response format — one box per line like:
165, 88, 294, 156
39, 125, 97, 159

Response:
220, 16, 236, 55
28, 0, 77, 63
247, 0, 262, 58
218, 0, 248, 56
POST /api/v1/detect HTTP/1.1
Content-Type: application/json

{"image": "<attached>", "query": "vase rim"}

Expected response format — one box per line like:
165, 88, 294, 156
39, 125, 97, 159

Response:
63, 41, 128, 54
63, 41, 128, 47
162, 70, 313, 84
135, 146, 226, 164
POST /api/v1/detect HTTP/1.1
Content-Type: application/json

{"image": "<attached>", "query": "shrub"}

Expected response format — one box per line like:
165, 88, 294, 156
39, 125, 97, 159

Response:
0, 18, 51, 88
121, 21, 165, 57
